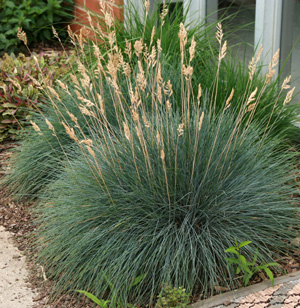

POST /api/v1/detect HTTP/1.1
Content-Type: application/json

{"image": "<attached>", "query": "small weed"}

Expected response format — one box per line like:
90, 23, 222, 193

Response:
225, 238, 280, 286
76, 290, 110, 308
76, 273, 145, 307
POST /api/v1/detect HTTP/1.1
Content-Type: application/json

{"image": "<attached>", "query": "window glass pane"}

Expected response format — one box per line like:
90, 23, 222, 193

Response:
218, 0, 256, 62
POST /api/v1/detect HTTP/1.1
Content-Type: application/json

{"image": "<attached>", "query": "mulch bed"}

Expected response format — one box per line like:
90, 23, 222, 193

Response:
0, 141, 94, 308
0, 140, 300, 307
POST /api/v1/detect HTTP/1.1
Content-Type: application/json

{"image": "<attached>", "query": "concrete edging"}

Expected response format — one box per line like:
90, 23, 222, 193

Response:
192, 271, 300, 308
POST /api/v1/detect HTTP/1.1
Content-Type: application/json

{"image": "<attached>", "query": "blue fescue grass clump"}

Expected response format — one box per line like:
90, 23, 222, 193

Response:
2, 91, 88, 200
2, 81, 120, 200
31, 18, 300, 301
35, 106, 298, 306
4, 1, 299, 203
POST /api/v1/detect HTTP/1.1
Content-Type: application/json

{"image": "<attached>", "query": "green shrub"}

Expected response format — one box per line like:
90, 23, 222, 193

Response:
0, 52, 75, 141
0, 0, 74, 53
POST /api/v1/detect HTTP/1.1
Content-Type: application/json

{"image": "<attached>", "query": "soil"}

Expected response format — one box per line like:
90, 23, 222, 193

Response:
0, 142, 94, 308
0, 141, 300, 307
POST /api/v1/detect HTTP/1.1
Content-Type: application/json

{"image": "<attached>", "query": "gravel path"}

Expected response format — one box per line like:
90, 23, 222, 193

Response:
0, 226, 37, 308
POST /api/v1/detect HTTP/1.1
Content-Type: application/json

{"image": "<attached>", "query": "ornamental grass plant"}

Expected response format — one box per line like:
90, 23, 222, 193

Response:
4, 1, 299, 201
4, 2, 300, 307
89, 1, 300, 144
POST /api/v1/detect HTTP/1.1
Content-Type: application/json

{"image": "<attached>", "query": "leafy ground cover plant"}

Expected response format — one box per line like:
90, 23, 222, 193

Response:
225, 239, 280, 286
26, 9, 299, 306
0, 51, 75, 142
0, 0, 74, 53
156, 285, 190, 308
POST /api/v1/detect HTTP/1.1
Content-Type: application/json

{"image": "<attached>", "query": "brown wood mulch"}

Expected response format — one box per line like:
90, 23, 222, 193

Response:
0, 141, 94, 308
0, 141, 300, 307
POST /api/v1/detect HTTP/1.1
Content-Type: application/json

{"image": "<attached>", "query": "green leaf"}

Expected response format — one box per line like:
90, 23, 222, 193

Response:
5, 29, 18, 36
76, 290, 102, 305
22, 18, 32, 28
225, 247, 239, 255
3, 110, 16, 116
244, 273, 252, 286
102, 271, 114, 291
76, 290, 110, 307
5, 1, 15, 8
2, 103, 17, 108
263, 262, 280, 268
43, 29, 51, 41
9, 18, 20, 23
234, 237, 238, 248
129, 274, 146, 288
239, 256, 252, 275
239, 255, 247, 266
264, 268, 274, 286
238, 241, 252, 249
47, 13, 53, 23
8, 128, 20, 134
251, 250, 258, 265
236, 267, 241, 275
225, 257, 240, 265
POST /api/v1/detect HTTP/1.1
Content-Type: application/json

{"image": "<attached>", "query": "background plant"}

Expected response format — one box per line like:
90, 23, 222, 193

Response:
0, 0, 74, 54
0, 51, 75, 142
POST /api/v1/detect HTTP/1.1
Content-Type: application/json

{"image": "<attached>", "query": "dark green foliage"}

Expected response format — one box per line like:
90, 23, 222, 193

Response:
0, 0, 74, 53
158, 55, 300, 146
203, 57, 300, 145
34, 108, 298, 305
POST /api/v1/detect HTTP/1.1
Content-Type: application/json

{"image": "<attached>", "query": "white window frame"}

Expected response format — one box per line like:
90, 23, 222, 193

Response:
255, 0, 294, 77
185, 0, 218, 28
